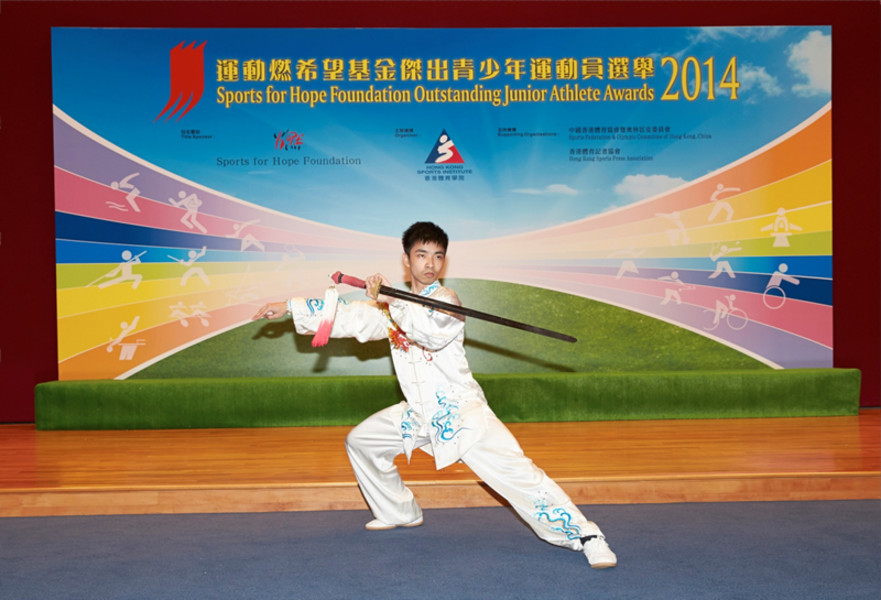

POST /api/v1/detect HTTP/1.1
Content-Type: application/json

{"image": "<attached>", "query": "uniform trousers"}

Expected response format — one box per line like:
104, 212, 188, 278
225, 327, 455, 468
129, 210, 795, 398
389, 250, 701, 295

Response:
345, 402, 602, 551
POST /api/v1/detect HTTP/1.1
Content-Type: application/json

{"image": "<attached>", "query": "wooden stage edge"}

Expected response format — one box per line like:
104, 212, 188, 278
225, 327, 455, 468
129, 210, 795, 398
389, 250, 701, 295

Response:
2, 410, 879, 518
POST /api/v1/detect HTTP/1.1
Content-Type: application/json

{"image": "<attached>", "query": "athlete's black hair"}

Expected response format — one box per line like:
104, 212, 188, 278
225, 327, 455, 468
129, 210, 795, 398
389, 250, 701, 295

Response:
402, 222, 449, 254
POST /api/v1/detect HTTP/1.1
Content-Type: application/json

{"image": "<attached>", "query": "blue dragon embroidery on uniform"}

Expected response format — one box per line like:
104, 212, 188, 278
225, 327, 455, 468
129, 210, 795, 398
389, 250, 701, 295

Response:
305, 297, 325, 315
534, 499, 583, 540
400, 407, 417, 442
305, 297, 348, 315
431, 390, 467, 443
421, 281, 440, 315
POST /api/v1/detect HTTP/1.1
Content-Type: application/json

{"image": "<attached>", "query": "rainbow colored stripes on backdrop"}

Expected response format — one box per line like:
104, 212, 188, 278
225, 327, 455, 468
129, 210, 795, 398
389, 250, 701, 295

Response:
54, 106, 401, 380
54, 103, 832, 379
457, 103, 832, 369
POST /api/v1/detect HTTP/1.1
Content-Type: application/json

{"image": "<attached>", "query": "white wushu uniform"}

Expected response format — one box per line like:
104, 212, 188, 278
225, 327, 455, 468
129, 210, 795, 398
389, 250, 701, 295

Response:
288, 281, 603, 551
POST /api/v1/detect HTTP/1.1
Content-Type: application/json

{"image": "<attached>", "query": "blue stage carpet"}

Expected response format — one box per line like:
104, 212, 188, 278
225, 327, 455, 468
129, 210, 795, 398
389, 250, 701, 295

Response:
1, 501, 879, 599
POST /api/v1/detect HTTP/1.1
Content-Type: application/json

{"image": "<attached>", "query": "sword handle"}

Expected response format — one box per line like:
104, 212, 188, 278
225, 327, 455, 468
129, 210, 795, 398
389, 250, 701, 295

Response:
331, 271, 366, 289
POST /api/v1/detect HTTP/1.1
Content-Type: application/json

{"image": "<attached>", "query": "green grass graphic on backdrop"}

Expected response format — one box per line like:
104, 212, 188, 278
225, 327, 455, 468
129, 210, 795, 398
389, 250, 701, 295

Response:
133, 279, 767, 379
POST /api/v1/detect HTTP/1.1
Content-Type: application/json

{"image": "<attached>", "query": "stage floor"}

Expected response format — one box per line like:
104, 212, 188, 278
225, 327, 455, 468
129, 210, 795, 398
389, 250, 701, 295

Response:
2, 410, 878, 517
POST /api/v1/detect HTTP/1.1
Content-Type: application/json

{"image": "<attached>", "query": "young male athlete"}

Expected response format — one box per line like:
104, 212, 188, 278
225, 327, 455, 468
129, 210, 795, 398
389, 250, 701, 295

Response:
253, 222, 617, 568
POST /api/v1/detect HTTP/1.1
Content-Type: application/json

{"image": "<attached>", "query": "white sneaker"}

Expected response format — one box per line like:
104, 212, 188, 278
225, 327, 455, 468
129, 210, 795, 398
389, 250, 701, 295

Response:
364, 515, 424, 531
582, 535, 617, 569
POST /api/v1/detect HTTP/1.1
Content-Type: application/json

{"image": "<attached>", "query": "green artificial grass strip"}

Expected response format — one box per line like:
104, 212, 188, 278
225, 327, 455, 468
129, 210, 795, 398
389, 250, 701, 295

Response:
35, 369, 860, 430
479, 369, 861, 422
36, 377, 402, 430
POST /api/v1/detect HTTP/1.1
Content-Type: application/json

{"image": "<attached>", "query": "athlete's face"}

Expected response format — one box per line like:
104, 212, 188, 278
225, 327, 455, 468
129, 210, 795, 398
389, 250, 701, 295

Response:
403, 241, 446, 293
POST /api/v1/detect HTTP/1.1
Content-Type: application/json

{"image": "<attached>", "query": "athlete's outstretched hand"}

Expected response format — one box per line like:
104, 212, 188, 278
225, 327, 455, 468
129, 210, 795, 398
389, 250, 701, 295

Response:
252, 302, 288, 320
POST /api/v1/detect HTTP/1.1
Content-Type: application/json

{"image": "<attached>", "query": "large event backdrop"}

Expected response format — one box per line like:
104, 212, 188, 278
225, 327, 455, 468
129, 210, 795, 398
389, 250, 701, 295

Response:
52, 26, 833, 380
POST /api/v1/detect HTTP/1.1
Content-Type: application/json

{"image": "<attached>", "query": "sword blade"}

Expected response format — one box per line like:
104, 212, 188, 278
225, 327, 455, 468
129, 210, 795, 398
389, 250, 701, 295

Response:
331, 271, 577, 343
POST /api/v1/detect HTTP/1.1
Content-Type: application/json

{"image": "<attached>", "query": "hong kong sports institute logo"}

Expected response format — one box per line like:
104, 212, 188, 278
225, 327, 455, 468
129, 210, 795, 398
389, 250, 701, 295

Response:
425, 129, 465, 164
155, 41, 206, 122
418, 129, 472, 182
